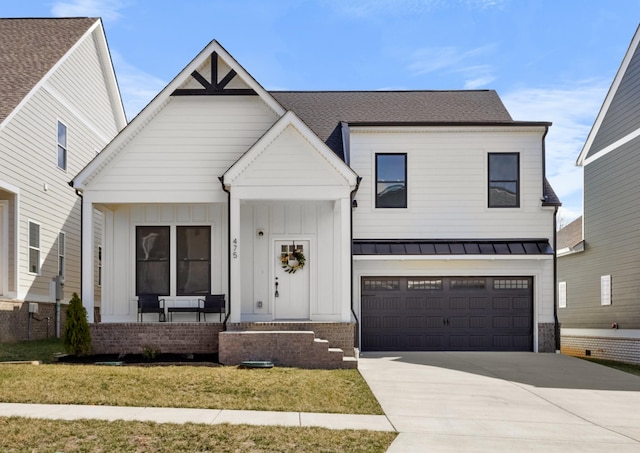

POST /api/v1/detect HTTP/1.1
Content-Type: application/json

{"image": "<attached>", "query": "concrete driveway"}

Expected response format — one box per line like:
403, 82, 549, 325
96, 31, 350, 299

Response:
358, 352, 640, 452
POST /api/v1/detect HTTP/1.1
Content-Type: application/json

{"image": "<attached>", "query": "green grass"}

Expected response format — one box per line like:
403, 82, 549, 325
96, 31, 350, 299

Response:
0, 338, 64, 363
0, 417, 397, 453
583, 357, 640, 377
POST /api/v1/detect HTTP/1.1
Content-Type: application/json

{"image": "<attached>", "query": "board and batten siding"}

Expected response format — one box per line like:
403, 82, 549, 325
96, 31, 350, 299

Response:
239, 201, 341, 321
587, 44, 640, 159
100, 203, 226, 322
558, 136, 640, 329
350, 127, 553, 240
85, 96, 279, 203
0, 31, 120, 302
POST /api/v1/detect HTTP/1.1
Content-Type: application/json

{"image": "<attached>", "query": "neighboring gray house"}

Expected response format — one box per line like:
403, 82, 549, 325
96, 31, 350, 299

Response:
73, 40, 560, 367
0, 18, 126, 341
558, 25, 640, 365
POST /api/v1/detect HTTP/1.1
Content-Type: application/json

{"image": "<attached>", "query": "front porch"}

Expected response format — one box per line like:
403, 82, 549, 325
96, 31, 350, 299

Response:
89, 321, 357, 369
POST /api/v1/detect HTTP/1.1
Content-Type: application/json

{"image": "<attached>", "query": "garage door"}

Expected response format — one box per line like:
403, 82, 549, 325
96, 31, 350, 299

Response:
361, 276, 533, 351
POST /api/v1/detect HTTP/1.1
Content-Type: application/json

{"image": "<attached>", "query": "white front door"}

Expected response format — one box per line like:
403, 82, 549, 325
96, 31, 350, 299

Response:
274, 240, 310, 319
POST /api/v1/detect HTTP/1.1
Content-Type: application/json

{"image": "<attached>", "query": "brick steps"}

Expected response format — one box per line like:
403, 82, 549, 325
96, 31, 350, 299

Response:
219, 330, 357, 369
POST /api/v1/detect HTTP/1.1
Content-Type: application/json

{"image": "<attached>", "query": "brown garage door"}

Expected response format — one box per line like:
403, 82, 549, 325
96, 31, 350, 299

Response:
361, 276, 533, 351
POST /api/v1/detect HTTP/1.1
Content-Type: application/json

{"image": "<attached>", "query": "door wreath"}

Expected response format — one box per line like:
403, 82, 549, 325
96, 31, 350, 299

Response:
281, 243, 306, 274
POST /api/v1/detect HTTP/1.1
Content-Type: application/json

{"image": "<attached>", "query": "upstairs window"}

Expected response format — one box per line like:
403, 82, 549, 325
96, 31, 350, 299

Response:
57, 121, 67, 170
376, 153, 407, 208
28, 221, 40, 274
488, 153, 519, 207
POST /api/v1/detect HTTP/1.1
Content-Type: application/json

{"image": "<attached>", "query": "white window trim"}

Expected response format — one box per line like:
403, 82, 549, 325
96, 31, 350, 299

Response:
558, 281, 567, 308
601, 275, 612, 306
58, 231, 66, 278
28, 220, 41, 275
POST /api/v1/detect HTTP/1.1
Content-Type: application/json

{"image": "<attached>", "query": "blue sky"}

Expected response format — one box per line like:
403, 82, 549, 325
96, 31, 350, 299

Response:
5, 1, 640, 223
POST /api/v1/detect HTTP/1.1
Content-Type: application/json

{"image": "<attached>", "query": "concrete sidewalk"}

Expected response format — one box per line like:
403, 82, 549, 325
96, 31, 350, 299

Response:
0, 402, 395, 432
358, 352, 640, 453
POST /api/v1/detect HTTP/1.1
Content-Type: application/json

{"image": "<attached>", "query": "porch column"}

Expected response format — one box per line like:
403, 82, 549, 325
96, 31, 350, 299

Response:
335, 197, 352, 322
229, 195, 242, 322
81, 198, 95, 323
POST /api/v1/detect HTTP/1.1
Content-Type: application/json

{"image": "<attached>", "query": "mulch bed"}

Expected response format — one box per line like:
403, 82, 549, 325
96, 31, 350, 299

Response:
56, 353, 220, 366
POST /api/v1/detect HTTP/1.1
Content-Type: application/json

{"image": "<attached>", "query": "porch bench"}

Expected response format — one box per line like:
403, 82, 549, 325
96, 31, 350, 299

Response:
168, 305, 200, 322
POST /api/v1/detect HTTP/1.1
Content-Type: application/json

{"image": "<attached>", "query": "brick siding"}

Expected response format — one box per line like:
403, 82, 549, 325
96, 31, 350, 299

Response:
0, 300, 67, 342
90, 323, 223, 355
226, 322, 356, 356
561, 335, 640, 365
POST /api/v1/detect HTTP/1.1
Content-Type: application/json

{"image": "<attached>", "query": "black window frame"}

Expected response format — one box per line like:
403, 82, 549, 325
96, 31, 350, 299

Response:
488, 152, 520, 208
375, 153, 407, 209
136, 226, 170, 296
176, 225, 211, 296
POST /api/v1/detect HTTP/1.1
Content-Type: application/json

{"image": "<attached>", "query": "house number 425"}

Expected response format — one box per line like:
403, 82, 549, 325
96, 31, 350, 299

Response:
232, 238, 238, 259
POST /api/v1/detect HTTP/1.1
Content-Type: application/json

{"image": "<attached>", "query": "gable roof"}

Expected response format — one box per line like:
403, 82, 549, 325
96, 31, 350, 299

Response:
577, 24, 640, 166
0, 17, 112, 124
73, 39, 285, 190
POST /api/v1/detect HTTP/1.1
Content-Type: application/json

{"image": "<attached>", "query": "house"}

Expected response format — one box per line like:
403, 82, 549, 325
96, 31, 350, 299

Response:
558, 25, 640, 365
72, 40, 560, 367
0, 18, 126, 341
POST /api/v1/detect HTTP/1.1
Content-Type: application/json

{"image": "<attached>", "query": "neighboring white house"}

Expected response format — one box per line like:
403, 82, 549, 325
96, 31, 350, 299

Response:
72, 40, 560, 357
0, 18, 126, 341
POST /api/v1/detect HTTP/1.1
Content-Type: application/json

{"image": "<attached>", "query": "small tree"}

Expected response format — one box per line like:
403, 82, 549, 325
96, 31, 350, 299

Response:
63, 292, 92, 356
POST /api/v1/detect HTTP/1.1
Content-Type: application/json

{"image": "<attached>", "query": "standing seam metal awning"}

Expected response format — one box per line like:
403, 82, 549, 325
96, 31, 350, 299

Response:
352, 240, 554, 255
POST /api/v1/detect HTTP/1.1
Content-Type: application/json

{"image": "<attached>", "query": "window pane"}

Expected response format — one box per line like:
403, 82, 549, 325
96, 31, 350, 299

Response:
136, 226, 170, 295
57, 122, 67, 147
29, 248, 40, 274
29, 223, 39, 247
58, 145, 67, 170
377, 154, 405, 181
489, 154, 518, 180
177, 226, 210, 296
377, 183, 406, 208
489, 182, 517, 206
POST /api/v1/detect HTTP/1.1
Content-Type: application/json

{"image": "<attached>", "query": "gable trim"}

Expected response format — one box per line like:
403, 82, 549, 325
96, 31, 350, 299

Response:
577, 24, 640, 166
73, 40, 286, 190
581, 126, 640, 166
223, 110, 358, 188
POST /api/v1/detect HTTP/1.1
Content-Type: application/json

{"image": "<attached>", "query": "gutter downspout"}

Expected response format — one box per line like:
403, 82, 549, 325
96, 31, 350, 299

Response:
218, 176, 231, 330
541, 124, 561, 353
350, 176, 362, 348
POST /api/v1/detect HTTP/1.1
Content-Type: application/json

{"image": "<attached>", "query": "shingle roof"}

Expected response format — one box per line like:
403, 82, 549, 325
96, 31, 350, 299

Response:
557, 216, 583, 250
0, 17, 97, 123
271, 90, 514, 158
353, 239, 554, 255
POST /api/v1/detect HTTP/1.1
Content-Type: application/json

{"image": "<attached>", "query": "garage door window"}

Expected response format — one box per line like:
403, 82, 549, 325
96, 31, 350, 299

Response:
494, 279, 529, 289
363, 278, 400, 291
408, 279, 442, 290
450, 279, 485, 289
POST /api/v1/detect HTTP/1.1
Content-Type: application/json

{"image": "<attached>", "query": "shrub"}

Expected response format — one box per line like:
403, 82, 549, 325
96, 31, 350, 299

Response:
63, 292, 92, 356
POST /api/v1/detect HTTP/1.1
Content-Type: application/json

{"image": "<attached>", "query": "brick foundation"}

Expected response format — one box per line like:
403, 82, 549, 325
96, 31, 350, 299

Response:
0, 300, 68, 342
537, 322, 557, 353
561, 335, 640, 365
226, 322, 356, 356
219, 330, 357, 369
89, 323, 223, 355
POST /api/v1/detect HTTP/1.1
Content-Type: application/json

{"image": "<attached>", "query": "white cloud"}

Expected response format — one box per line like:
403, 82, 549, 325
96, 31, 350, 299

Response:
110, 51, 167, 121
408, 45, 497, 88
51, 0, 124, 22
328, 0, 505, 17
501, 80, 609, 222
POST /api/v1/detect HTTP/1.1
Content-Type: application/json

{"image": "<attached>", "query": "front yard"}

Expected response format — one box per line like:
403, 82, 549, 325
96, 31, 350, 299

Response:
0, 340, 396, 452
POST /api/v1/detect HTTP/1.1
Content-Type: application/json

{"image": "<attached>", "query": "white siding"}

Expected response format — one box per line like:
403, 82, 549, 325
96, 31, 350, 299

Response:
86, 96, 279, 202
0, 29, 122, 302
350, 127, 554, 240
